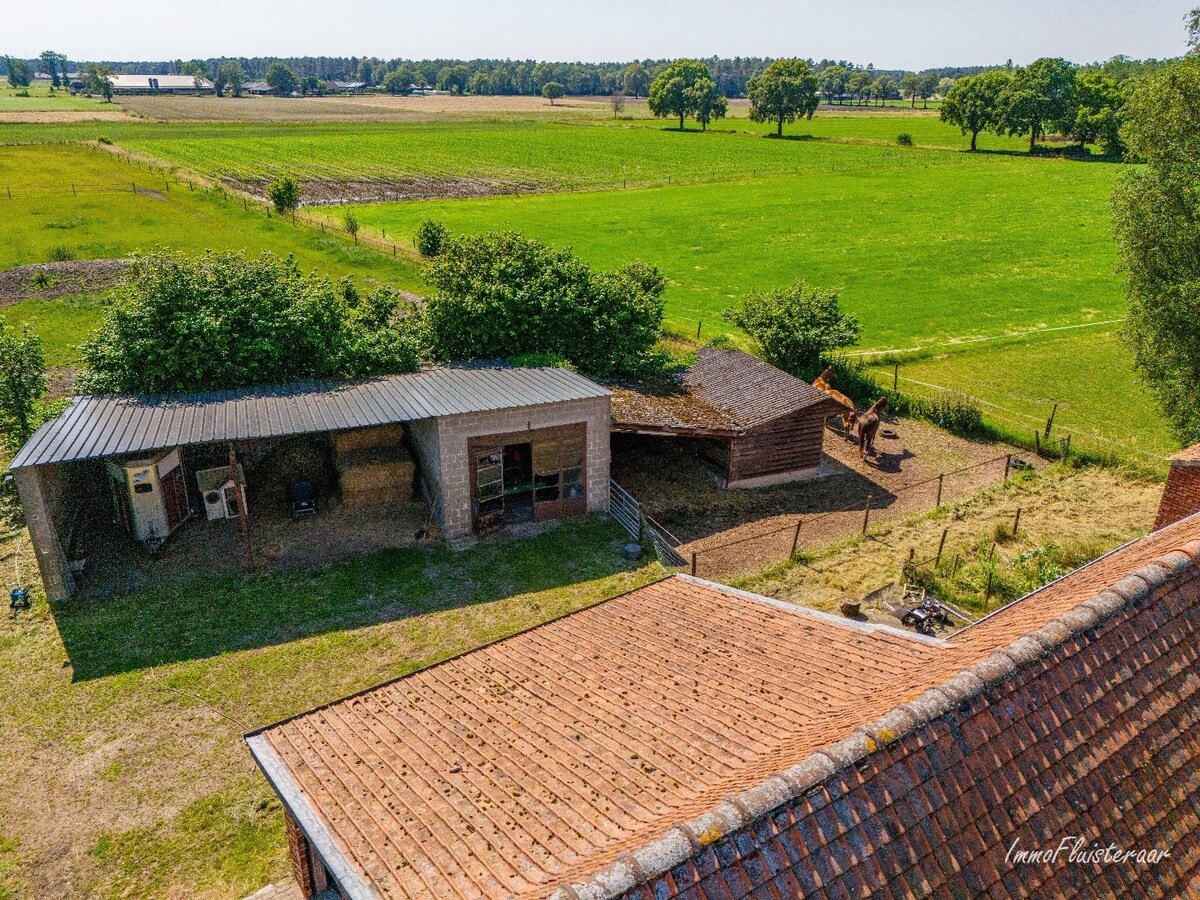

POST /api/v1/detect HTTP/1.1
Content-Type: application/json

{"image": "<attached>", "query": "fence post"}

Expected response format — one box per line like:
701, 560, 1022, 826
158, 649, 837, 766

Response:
1004, 453, 1012, 481
985, 569, 993, 602
696, 321, 702, 340
1062, 434, 1072, 459
5, 187, 9, 199
935, 474, 944, 508
790, 518, 802, 557
936, 528, 948, 564
690, 551, 698, 576
862, 495, 873, 535
1013, 507, 1021, 535
1034, 430, 1041, 456
893, 363, 899, 391
1044, 402, 1058, 439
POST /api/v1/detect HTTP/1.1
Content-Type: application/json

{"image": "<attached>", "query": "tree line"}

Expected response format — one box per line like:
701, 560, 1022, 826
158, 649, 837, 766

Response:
3, 52, 1171, 101
939, 59, 1126, 153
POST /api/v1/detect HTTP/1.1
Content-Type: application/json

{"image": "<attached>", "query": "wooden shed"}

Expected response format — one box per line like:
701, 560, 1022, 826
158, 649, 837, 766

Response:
610, 347, 845, 488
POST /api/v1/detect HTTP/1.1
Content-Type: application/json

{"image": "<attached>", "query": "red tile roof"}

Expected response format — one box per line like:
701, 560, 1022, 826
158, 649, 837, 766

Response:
247, 513, 1200, 900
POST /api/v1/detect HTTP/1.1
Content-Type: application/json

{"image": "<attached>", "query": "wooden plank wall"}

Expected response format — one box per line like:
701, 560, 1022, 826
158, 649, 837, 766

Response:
729, 408, 828, 481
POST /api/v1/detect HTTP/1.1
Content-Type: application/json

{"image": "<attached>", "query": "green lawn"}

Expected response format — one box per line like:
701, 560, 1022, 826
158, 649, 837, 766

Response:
0, 516, 662, 898
0, 294, 106, 368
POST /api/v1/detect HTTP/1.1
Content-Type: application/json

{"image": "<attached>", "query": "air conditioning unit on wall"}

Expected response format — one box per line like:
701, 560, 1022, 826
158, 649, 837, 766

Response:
196, 465, 246, 521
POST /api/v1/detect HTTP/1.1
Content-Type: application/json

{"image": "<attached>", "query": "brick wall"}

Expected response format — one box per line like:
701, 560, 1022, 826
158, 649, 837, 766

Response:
1155, 451, 1200, 530
614, 559, 1200, 899
428, 396, 611, 541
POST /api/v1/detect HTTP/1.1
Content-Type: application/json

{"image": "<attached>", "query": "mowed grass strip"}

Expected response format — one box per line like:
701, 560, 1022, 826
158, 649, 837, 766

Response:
344, 152, 1125, 349
0, 517, 662, 899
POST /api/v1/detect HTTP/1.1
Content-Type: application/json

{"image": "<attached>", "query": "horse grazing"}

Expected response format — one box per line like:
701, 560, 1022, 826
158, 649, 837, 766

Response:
857, 397, 889, 460
813, 366, 837, 393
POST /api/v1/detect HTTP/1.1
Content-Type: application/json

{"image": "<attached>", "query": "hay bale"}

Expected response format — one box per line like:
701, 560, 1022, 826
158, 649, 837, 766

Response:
336, 448, 415, 507
331, 424, 406, 456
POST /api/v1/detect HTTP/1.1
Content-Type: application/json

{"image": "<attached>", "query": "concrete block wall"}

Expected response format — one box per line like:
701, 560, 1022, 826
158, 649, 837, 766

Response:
432, 396, 611, 540
405, 417, 443, 524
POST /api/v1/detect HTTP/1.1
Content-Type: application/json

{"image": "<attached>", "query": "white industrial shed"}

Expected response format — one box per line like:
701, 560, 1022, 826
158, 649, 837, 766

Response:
12, 366, 611, 600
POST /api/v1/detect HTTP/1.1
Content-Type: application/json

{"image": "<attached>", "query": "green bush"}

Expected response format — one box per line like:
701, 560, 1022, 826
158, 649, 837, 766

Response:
723, 281, 860, 377
97, 135, 112, 145
46, 244, 75, 262
29, 270, 56, 290
79, 250, 421, 394
414, 219, 448, 257
422, 231, 666, 379
897, 132, 914, 146
265, 175, 301, 215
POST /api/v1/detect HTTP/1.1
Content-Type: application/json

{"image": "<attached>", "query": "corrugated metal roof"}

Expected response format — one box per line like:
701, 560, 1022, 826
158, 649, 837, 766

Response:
11, 367, 608, 470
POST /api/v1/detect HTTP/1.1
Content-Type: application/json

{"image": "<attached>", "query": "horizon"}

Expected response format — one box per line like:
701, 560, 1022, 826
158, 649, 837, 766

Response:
6, 0, 1194, 72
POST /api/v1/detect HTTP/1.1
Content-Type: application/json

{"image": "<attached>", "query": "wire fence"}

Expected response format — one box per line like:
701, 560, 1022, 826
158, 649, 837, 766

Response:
684, 454, 1014, 579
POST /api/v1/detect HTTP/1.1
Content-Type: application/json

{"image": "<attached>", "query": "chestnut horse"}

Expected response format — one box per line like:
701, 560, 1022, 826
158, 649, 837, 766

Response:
857, 397, 889, 460
813, 365, 837, 393
812, 366, 857, 437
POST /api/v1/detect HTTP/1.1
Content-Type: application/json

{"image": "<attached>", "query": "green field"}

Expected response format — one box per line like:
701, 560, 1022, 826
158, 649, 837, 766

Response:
0, 81, 118, 112
343, 153, 1123, 348
0, 145, 418, 280
2, 116, 1025, 191
0, 113, 1171, 461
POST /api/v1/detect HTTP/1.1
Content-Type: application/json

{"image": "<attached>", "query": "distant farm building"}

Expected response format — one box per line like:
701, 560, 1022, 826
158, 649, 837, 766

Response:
11, 366, 610, 600
107, 73, 213, 94
611, 347, 845, 487
248, 482, 1200, 898
241, 81, 272, 95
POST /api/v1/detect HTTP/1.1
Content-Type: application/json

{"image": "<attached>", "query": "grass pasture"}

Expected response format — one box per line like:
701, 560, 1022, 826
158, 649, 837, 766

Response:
0, 143, 422, 282
344, 152, 1125, 348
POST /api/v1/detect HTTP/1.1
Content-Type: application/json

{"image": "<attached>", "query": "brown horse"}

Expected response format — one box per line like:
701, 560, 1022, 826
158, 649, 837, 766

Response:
857, 397, 888, 460
825, 388, 858, 436
813, 366, 837, 393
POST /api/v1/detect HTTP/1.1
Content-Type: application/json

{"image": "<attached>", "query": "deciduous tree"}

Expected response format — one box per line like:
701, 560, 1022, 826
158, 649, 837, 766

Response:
747, 59, 819, 136
939, 69, 1010, 151
848, 70, 872, 106
870, 75, 896, 106
79, 251, 420, 393
5, 57, 33, 88
999, 58, 1078, 152
1113, 52, 1200, 439
0, 323, 47, 446
900, 72, 920, 108
265, 61, 298, 96
266, 175, 301, 215
621, 62, 650, 98
819, 64, 848, 105
541, 81, 565, 104
723, 281, 860, 378
214, 60, 245, 97
1070, 70, 1125, 152
648, 59, 714, 129
83, 63, 113, 101
38, 51, 61, 88
689, 78, 727, 131
422, 232, 666, 378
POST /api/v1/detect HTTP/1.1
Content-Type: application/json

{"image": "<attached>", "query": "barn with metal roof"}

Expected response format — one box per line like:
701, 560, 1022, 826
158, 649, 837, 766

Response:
12, 366, 611, 600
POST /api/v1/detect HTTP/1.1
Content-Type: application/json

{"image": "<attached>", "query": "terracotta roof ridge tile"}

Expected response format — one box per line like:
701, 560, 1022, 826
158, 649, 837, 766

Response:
551, 543, 1200, 900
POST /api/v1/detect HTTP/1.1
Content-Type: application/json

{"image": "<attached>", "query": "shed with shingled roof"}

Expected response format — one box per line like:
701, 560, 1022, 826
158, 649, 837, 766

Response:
609, 347, 846, 488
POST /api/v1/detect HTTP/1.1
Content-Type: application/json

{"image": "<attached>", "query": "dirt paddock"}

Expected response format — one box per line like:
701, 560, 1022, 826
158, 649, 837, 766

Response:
611, 414, 1036, 577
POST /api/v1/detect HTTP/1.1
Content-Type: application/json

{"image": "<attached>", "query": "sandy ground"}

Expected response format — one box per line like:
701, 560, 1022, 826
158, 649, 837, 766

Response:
611, 414, 1040, 577
115, 93, 630, 122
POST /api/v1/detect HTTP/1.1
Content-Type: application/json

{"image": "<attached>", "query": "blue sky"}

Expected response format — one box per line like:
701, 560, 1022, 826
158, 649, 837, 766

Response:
8, 0, 1194, 67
